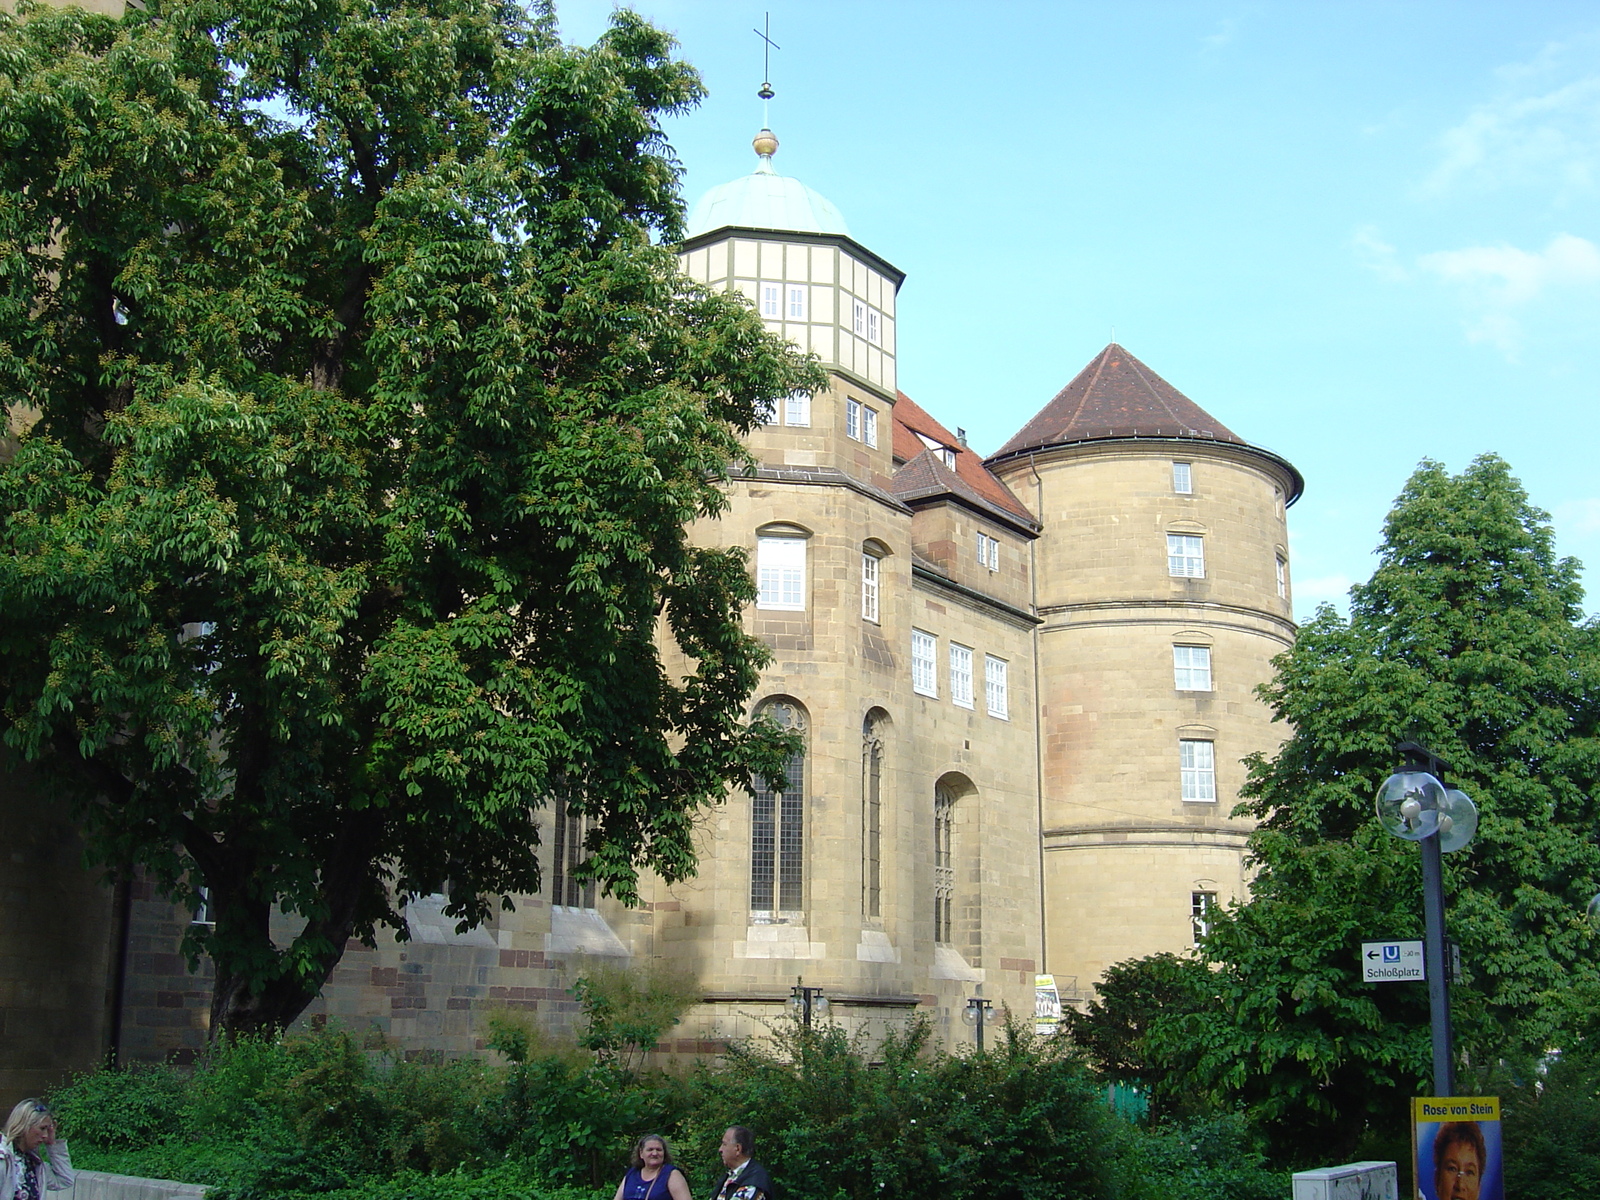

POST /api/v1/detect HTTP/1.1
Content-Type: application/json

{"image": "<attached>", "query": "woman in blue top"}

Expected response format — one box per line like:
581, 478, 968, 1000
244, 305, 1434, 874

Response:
613, 1134, 691, 1200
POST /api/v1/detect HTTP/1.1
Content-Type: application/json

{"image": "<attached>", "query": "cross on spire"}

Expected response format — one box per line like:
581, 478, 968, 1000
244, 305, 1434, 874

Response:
753, 14, 779, 100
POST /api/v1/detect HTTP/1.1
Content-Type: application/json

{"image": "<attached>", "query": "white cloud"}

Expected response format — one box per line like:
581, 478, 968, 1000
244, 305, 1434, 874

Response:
1421, 38, 1600, 201
1416, 233, 1600, 356
1418, 233, 1600, 303
1350, 225, 1408, 282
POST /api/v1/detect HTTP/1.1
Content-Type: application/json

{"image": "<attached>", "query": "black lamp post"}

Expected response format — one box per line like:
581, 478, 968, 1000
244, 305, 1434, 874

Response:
962, 996, 993, 1050
1374, 741, 1478, 1096
789, 977, 828, 1027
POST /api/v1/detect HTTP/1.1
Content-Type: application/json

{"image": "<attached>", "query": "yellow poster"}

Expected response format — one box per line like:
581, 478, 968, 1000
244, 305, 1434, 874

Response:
1411, 1097, 1502, 1200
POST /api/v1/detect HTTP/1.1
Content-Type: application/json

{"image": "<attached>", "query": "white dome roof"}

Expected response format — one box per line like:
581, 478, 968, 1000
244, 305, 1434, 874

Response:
686, 139, 850, 239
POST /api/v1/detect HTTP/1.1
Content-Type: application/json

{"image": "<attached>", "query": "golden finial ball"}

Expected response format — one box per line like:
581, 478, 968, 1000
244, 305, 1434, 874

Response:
753, 128, 779, 158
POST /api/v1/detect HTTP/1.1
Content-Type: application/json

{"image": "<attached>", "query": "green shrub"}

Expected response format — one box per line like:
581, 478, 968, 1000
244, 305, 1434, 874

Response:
679, 1012, 1120, 1200
1502, 1045, 1600, 1199
1111, 1115, 1286, 1200
49, 1061, 186, 1150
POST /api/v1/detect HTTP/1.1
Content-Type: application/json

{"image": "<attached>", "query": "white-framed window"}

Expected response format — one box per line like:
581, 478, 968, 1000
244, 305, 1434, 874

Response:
1167, 533, 1205, 578
787, 285, 807, 320
785, 390, 811, 427
862, 404, 878, 448
949, 644, 974, 709
760, 283, 781, 319
985, 655, 1009, 719
1276, 555, 1288, 599
861, 551, 881, 623
939, 447, 957, 469
853, 298, 867, 336
911, 629, 937, 697
846, 398, 878, 446
846, 398, 861, 440
757, 535, 806, 611
1173, 461, 1192, 494
867, 308, 880, 345
755, 395, 777, 425
1192, 891, 1216, 944
1180, 739, 1216, 803
976, 531, 999, 571
1173, 645, 1212, 691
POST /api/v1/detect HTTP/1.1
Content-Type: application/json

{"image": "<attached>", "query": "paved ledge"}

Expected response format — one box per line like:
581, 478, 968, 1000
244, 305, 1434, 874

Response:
62, 1170, 207, 1200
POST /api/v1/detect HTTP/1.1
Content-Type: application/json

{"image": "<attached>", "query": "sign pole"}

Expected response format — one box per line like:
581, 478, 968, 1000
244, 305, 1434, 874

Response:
1420, 825, 1454, 1096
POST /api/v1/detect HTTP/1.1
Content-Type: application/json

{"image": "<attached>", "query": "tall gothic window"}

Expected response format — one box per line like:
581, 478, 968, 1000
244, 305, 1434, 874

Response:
752, 700, 807, 918
551, 789, 595, 909
933, 785, 955, 944
862, 713, 885, 918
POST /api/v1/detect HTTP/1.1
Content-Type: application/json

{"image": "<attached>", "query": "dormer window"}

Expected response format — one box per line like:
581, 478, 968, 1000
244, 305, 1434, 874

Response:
939, 447, 956, 469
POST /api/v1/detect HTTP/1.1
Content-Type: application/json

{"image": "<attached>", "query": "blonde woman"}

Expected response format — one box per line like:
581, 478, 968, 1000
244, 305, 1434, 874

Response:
0, 1101, 73, 1200
612, 1134, 691, 1200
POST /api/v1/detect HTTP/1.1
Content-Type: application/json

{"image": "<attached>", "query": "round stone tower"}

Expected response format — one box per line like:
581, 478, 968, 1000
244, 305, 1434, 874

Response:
986, 344, 1301, 998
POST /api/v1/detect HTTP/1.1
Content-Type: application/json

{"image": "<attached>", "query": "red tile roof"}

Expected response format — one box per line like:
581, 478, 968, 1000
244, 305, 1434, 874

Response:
891, 392, 1036, 526
991, 343, 1243, 460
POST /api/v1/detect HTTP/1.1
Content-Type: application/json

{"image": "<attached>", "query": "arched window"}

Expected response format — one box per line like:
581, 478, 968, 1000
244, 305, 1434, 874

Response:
752, 699, 807, 919
862, 710, 888, 918
933, 784, 956, 944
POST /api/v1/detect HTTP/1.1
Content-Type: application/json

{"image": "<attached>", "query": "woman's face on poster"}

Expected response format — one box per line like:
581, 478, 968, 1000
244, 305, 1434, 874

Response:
1435, 1138, 1482, 1200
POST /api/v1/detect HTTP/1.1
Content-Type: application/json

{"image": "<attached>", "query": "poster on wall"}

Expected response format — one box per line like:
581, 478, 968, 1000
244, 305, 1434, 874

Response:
1411, 1097, 1502, 1200
1034, 974, 1061, 1037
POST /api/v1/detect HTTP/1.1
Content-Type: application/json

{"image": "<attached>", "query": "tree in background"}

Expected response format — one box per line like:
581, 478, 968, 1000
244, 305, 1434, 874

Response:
1070, 455, 1600, 1159
0, 0, 821, 1038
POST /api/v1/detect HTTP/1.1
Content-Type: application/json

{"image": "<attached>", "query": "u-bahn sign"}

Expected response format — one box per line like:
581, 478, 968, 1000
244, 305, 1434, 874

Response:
1361, 940, 1424, 982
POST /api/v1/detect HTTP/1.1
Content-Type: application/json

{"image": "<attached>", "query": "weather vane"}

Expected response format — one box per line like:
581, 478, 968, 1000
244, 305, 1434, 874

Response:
753, 14, 779, 102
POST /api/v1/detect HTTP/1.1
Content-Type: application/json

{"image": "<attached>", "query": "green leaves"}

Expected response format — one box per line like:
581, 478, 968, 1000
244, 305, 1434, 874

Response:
0, 0, 821, 1035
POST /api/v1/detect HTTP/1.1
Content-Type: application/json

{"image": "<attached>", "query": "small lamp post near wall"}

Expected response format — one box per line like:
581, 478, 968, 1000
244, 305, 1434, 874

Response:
1374, 741, 1479, 1095
962, 996, 994, 1050
789, 977, 828, 1028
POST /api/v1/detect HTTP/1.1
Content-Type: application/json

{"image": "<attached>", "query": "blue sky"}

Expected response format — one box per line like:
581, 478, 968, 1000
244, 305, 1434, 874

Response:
558, 1, 1600, 621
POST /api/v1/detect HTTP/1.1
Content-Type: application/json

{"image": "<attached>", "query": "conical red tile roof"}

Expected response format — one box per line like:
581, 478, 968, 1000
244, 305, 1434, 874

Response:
991, 343, 1243, 459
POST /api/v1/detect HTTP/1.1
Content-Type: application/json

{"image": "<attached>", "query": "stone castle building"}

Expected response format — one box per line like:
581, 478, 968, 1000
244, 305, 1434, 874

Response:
1, 121, 1300, 1090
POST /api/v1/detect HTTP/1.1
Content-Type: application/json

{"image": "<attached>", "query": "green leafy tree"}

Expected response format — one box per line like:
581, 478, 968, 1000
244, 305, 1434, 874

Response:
1078, 455, 1600, 1159
0, 0, 821, 1038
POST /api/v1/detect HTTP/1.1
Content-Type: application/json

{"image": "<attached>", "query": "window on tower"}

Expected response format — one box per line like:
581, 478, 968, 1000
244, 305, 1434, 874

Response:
912, 630, 938, 697
760, 283, 780, 319
1180, 739, 1216, 802
756, 534, 806, 611
1167, 533, 1205, 578
1173, 461, 1192, 493
787, 285, 807, 320
1173, 645, 1212, 691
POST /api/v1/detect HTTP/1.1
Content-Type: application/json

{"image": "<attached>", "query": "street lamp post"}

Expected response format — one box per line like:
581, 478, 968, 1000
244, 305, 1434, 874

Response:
962, 996, 993, 1050
1374, 741, 1479, 1096
789, 977, 827, 1028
